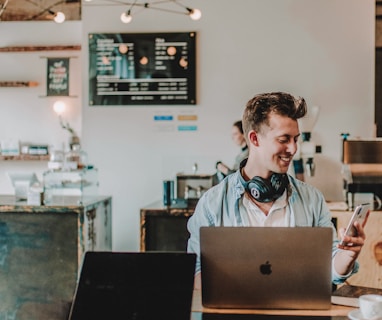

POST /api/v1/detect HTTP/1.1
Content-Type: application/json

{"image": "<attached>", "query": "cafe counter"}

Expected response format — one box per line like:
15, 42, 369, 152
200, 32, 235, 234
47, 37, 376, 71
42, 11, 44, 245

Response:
0, 195, 112, 320
140, 198, 194, 251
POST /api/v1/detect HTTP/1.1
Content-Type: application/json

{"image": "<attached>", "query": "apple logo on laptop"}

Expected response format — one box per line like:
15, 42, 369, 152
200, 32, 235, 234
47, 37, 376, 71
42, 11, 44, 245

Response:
260, 261, 272, 275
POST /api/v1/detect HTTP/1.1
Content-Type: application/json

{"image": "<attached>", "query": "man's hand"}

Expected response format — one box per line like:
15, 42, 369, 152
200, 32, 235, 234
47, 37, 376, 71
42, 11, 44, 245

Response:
335, 221, 366, 275
338, 220, 366, 252
217, 162, 229, 176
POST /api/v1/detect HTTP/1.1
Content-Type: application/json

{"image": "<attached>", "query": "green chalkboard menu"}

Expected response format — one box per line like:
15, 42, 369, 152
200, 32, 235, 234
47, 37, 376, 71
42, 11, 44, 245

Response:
88, 32, 196, 106
47, 57, 69, 96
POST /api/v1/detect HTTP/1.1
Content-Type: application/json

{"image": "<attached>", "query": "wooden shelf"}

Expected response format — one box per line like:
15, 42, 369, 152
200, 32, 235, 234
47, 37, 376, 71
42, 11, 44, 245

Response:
0, 81, 39, 88
0, 154, 50, 161
0, 45, 81, 52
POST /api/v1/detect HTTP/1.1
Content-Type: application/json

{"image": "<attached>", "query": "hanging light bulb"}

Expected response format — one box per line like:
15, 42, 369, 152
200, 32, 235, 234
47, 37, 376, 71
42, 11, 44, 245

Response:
54, 11, 66, 23
187, 8, 201, 20
50, 10, 65, 23
120, 10, 132, 23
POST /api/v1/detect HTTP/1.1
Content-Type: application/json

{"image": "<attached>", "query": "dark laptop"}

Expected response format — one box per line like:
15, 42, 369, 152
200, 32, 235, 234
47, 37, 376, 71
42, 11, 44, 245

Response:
200, 227, 332, 310
68, 251, 196, 320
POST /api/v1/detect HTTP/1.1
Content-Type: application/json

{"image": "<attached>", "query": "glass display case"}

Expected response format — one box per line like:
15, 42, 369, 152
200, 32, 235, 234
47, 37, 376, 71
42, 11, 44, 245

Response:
43, 168, 98, 204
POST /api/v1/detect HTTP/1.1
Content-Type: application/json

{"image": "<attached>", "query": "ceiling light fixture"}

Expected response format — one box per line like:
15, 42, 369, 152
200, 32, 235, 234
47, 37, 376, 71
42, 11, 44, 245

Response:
120, 9, 133, 23
187, 7, 201, 21
83, 1, 201, 24
48, 10, 66, 23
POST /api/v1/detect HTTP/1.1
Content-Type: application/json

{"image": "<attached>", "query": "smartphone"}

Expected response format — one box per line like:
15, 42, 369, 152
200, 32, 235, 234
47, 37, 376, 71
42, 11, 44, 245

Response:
339, 203, 370, 246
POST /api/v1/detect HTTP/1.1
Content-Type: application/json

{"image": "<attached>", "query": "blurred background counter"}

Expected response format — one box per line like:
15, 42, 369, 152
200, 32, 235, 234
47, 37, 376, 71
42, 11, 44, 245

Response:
0, 195, 112, 320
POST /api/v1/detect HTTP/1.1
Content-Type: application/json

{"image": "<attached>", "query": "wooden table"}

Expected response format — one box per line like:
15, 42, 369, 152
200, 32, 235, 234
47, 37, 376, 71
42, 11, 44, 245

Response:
191, 289, 355, 317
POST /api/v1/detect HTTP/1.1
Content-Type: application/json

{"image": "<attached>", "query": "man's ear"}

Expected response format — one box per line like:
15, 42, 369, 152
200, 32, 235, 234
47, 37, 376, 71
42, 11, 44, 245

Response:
248, 130, 259, 146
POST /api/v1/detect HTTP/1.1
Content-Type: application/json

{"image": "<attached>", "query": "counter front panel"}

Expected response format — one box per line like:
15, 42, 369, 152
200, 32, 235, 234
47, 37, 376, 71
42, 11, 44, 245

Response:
0, 195, 112, 320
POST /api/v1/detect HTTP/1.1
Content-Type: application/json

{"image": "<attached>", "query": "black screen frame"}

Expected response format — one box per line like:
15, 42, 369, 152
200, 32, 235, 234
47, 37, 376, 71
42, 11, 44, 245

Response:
88, 32, 197, 106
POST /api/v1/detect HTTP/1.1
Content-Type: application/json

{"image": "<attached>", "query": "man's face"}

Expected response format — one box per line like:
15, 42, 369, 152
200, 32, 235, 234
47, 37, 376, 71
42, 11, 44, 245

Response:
255, 113, 300, 175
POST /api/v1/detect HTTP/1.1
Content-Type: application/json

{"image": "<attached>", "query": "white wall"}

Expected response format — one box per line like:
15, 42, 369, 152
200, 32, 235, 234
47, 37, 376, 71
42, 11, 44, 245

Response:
0, 21, 82, 187
0, 0, 375, 251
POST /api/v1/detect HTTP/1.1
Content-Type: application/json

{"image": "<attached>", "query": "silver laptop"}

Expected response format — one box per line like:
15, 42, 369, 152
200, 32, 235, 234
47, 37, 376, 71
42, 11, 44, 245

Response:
200, 227, 332, 310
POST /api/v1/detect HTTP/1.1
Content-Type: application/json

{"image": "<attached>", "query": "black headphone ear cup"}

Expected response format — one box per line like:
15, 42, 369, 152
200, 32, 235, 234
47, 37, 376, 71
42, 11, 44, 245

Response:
245, 174, 289, 203
246, 177, 273, 201
270, 174, 288, 192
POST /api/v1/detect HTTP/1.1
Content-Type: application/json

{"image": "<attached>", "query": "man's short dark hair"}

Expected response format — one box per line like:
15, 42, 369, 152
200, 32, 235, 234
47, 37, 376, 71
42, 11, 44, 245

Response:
242, 92, 307, 137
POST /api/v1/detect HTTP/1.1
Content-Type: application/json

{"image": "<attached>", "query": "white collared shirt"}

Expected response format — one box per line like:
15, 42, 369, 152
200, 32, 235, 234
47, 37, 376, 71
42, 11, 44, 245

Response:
242, 190, 292, 227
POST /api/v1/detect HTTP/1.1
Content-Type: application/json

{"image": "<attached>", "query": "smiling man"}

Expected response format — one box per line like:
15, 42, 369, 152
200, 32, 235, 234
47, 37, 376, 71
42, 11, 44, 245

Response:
187, 92, 365, 290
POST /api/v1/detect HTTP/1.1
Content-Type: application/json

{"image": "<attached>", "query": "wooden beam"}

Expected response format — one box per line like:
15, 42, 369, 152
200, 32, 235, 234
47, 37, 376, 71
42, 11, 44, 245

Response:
0, 81, 39, 87
0, 45, 81, 52
0, 154, 50, 161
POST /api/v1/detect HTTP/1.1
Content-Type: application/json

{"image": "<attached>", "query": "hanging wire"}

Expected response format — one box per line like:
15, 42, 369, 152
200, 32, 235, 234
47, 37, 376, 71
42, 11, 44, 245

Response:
0, 0, 10, 19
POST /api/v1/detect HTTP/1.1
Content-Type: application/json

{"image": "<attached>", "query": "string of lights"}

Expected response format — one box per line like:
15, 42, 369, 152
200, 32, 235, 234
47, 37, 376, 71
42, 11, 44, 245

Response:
82, 0, 201, 24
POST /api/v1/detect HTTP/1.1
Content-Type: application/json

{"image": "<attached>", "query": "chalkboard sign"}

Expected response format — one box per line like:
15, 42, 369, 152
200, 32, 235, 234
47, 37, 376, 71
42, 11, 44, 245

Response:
47, 58, 69, 96
88, 32, 196, 106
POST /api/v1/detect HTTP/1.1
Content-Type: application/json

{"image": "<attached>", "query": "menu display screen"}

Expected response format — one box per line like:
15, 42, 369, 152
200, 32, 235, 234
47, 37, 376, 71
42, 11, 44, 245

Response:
88, 32, 196, 106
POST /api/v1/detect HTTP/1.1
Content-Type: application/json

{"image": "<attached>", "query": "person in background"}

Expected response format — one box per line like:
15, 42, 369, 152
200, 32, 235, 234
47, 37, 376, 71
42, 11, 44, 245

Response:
187, 91, 365, 289
216, 120, 249, 180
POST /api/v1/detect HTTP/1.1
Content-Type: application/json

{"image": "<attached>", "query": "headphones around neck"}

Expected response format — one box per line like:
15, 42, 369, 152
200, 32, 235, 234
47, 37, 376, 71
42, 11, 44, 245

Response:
239, 160, 289, 203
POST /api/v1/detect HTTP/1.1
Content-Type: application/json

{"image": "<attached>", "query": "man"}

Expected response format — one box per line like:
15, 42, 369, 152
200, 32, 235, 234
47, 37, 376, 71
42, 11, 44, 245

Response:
187, 92, 365, 290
